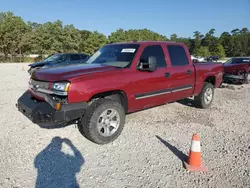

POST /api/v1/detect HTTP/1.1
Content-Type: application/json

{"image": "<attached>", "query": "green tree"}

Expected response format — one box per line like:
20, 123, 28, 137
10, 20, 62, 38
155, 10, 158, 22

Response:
27, 21, 41, 29
82, 31, 107, 54
239, 28, 249, 56
108, 28, 127, 43
1, 11, 250, 61
219, 32, 234, 57
170, 34, 178, 41
231, 29, 240, 36
108, 28, 168, 43
62, 24, 81, 52
195, 46, 210, 57
78, 30, 92, 52
248, 34, 250, 56
31, 20, 64, 56
0, 11, 28, 61
201, 29, 219, 56
190, 31, 204, 55
169, 34, 191, 50
212, 44, 225, 58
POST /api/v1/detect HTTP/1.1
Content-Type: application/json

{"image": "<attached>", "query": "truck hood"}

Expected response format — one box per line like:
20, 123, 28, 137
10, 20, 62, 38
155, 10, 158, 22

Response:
31, 63, 118, 82
29, 61, 52, 68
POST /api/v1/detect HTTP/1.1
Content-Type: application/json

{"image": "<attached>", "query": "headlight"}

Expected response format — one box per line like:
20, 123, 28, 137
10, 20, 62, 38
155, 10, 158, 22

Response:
51, 82, 70, 96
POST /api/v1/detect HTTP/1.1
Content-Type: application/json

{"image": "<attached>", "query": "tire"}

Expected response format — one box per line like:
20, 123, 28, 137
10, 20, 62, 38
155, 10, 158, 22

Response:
194, 82, 214, 109
78, 98, 125, 144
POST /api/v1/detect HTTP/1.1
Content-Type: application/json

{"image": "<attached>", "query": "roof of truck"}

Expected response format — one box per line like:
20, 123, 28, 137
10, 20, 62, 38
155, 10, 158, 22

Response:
108, 41, 185, 45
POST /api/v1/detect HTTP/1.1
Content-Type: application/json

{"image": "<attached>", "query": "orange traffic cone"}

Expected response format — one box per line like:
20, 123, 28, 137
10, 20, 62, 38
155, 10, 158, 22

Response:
184, 133, 208, 172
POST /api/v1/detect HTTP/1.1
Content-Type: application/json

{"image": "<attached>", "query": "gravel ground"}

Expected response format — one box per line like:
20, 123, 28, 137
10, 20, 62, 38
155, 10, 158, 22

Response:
0, 63, 249, 188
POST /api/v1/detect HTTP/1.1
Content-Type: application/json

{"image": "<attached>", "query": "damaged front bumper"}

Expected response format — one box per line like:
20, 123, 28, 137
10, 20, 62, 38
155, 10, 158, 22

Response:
223, 73, 247, 83
223, 74, 244, 80
16, 90, 88, 124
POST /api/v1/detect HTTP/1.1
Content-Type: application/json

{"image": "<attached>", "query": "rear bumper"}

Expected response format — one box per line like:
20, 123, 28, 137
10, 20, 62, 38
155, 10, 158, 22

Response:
16, 90, 88, 124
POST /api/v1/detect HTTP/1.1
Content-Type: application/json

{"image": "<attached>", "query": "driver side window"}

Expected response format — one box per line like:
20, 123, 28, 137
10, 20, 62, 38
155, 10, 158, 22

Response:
57, 55, 67, 62
139, 45, 166, 68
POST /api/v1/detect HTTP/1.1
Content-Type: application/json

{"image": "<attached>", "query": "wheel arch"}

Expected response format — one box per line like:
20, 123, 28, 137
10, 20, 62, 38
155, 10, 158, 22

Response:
204, 76, 216, 86
89, 90, 128, 113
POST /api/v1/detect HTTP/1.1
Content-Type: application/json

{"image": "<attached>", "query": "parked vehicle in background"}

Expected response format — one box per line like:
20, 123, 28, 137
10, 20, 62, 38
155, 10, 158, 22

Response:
207, 56, 219, 62
27, 53, 90, 74
196, 56, 205, 62
222, 57, 250, 84
191, 55, 205, 62
17, 41, 223, 144
191, 55, 196, 60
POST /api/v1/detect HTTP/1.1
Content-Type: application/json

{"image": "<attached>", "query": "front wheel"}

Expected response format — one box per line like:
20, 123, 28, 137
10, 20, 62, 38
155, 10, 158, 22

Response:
78, 98, 125, 144
194, 82, 214, 109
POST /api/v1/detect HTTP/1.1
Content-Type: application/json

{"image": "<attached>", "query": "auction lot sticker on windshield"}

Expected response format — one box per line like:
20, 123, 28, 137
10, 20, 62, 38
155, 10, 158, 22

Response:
121, 48, 136, 53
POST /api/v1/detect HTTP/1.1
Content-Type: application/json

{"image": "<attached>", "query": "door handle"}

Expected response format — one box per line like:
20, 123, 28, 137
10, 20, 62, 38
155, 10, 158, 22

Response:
186, 70, 192, 75
164, 72, 171, 78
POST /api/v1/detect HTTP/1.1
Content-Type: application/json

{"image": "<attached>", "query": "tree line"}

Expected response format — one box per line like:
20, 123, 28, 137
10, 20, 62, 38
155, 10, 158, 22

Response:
0, 11, 249, 62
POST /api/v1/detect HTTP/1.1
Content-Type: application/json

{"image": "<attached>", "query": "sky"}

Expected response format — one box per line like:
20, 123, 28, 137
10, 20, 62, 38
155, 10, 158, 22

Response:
0, 0, 249, 38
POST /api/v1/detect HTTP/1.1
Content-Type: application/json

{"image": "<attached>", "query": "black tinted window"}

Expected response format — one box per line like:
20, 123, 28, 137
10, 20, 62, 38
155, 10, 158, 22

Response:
167, 45, 189, 66
232, 58, 250, 64
70, 54, 80, 61
140, 45, 166, 68
80, 54, 88, 60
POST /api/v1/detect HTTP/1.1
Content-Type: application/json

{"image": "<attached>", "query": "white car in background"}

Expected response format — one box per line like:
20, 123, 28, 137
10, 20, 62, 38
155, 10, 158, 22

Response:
191, 55, 205, 62
196, 56, 205, 62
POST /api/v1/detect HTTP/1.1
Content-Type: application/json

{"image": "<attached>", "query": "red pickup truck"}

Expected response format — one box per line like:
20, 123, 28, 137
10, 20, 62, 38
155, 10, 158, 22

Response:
16, 41, 223, 144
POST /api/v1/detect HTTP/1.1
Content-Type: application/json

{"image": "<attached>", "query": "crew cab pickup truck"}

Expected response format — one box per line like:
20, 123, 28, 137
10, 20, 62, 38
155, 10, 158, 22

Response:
16, 41, 223, 144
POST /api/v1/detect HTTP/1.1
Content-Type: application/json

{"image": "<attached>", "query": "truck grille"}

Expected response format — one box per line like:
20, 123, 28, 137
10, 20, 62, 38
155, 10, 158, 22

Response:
30, 79, 50, 90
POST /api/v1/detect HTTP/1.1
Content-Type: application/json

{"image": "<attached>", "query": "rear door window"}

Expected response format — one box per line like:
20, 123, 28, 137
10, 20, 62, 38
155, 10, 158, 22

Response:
167, 45, 189, 66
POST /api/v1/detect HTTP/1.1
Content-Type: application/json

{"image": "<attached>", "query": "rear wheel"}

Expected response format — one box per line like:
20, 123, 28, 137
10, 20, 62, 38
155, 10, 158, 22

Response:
194, 82, 214, 109
78, 98, 125, 144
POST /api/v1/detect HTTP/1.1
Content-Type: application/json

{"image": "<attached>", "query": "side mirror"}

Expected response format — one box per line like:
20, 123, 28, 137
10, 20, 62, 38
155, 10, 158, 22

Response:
137, 56, 157, 72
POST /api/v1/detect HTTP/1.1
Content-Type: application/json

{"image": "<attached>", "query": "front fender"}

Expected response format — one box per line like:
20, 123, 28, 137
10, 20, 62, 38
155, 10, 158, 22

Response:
68, 80, 127, 103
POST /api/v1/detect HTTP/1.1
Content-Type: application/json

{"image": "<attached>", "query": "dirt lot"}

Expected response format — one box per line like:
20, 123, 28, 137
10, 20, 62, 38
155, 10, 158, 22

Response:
0, 63, 249, 188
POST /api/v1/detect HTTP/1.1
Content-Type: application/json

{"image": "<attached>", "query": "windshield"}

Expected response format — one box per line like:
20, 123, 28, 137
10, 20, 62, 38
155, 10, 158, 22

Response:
85, 44, 140, 68
225, 58, 250, 64
44, 54, 67, 62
